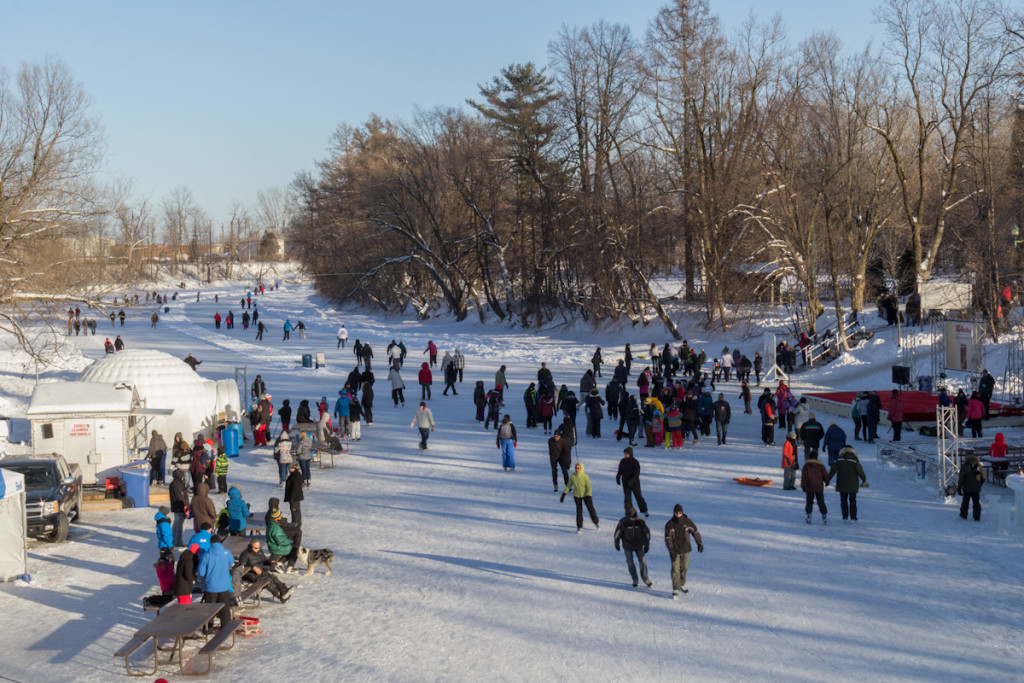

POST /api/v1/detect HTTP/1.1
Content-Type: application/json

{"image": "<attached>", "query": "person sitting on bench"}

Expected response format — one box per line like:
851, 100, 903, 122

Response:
232, 538, 294, 603
267, 508, 302, 573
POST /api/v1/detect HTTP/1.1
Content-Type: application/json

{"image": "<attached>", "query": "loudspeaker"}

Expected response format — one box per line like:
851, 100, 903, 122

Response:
892, 365, 910, 385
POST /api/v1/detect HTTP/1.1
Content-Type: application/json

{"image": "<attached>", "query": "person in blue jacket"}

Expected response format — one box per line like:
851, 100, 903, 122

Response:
333, 390, 352, 437
226, 485, 250, 535
154, 506, 173, 550
197, 534, 235, 630
821, 421, 848, 469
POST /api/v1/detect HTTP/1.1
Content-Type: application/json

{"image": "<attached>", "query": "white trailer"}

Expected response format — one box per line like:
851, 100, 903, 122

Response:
25, 382, 170, 485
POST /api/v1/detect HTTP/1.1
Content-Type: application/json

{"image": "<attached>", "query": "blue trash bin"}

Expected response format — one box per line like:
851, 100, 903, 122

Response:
918, 375, 932, 393
163, 306, 170, 313
118, 461, 151, 508
302, 354, 313, 368
224, 425, 240, 457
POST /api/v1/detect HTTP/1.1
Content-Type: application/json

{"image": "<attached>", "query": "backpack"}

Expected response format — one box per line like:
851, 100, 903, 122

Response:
623, 520, 645, 546
487, 391, 500, 408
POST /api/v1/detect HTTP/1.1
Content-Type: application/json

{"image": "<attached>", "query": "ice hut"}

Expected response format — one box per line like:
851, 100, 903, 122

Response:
78, 349, 242, 444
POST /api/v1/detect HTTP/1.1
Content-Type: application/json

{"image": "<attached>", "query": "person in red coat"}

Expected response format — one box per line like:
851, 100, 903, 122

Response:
418, 362, 433, 401
989, 432, 1009, 481
966, 391, 985, 438
801, 451, 829, 524
889, 389, 904, 441
213, 312, 222, 329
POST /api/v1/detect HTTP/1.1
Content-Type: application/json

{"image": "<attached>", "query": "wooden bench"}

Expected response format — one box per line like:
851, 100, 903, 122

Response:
115, 636, 157, 677
191, 618, 243, 675
235, 576, 270, 611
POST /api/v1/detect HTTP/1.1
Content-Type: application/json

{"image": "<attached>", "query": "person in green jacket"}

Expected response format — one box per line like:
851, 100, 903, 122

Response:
214, 448, 229, 494
560, 462, 599, 533
267, 509, 301, 572
826, 446, 869, 521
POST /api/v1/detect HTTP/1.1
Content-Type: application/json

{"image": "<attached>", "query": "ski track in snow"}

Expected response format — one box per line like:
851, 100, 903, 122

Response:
0, 275, 1022, 682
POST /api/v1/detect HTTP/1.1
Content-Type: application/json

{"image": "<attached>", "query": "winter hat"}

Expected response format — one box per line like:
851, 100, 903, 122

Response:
502, 414, 511, 423
158, 505, 170, 515
673, 504, 684, 514
623, 447, 633, 456
270, 509, 282, 521
268, 497, 280, 509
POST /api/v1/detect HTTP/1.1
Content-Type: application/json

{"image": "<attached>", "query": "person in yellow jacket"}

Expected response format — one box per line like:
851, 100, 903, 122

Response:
560, 462, 599, 533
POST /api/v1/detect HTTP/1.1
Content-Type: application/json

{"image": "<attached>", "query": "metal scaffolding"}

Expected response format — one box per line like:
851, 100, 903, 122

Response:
899, 329, 918, 388
1001, 329, 1024, 407
929, 317, 946, 392
936, 405, 960, 498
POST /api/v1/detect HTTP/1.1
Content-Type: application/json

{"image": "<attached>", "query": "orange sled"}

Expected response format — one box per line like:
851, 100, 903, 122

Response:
733, 477, 772, 487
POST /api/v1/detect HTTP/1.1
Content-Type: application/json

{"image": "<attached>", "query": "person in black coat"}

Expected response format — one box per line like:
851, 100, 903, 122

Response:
606, 379, 622, 421
613, 506, 652, 588
360, 379, 375, 425
347, 367, 363, 395
174, 546, 197, 604
284, 464, 304, 527
616, 447, 648, 516
278, 399, 293, 433
623, 395, 641, 446
443, 362, 458, 396
558, 387, 579, 425
234, 539, 293, 602
296, 399, 311, 425
548, 433, 572, 492
168, 469, 190, 547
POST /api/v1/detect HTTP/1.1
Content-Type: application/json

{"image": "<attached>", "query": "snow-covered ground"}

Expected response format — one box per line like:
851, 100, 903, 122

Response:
1, 275, 1022, 682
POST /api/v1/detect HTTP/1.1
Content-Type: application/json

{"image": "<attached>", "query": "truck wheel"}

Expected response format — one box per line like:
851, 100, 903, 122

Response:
47, 513, 69, 543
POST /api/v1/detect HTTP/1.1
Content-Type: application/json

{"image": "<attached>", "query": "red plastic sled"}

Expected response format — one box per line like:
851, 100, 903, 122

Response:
733, 477, 773, 487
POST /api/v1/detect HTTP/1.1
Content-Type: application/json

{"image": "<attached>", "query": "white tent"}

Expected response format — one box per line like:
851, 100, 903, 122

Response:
79, 349, 242, 442
0, 468, 27, 581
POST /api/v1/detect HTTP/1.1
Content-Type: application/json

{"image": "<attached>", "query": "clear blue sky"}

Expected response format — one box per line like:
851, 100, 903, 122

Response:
4, 0, 879, 227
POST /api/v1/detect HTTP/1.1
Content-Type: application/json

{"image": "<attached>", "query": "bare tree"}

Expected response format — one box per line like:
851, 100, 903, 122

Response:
0, 57, 107, 360
869, 0, 1015, 289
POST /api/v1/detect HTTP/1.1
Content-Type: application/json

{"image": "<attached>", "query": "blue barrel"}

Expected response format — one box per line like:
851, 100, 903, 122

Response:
302, 354, 313, 368
163, 306, 170, 313
118, 461, 151, 508
224, 425, 240, 457
918, 375, 932, 393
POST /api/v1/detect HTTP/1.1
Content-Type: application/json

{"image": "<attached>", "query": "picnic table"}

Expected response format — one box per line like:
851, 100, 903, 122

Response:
978, 455, 1024, 486
115, 602, 237, 676
224, 534, 265, 559
312, 439, 345, 468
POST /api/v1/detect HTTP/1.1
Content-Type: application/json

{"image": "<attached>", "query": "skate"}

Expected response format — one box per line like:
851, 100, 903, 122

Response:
805, 514, 812, 524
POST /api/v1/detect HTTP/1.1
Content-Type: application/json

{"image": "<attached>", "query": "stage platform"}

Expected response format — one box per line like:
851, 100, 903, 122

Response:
803, 391, 1024, 429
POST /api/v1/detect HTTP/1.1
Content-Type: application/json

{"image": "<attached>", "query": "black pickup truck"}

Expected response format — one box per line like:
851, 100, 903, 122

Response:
0, 453, 83, 543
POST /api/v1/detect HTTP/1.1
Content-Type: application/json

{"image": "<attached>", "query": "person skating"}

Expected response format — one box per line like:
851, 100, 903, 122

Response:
712, 393, 731, 445
616, 447, 648, 516
561, 462, 599, 533
418, 362, 433, 401
799, 412, 825, 459
591, 347, 603, 377
664, 503, 703, 598
423, 340, 438, 367
169, 469, 190, 547
827, 446, 869, 521
410, 401, 435, 450
539, 392, 556, 434
484, 386, 502, 430
442, 360, 458, 396
388, 365, 406, 407
496, 414, 517, 470
801, 451, 829, 524
614, 507, 652, 589
585, 388, 605, 438
453, 348, 465, 383
781, 432, 799, 490
336, 324, 348, 349
474, 381, 487, 422
523, 383, 539, 428
548, 432, 571, 492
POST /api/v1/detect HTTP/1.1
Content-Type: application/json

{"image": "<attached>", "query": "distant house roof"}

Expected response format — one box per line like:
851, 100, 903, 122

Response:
26, 382, 139, 417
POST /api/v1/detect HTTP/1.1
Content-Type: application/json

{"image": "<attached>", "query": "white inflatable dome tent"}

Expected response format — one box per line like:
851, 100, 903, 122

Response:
79, 349, 241, 442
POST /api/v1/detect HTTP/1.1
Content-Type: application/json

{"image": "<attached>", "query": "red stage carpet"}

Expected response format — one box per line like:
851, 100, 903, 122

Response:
804, 391, 1023, 425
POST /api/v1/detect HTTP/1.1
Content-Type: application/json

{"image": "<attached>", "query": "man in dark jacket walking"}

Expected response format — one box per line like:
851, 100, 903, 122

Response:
614, 507, 652, 589
958, 454, 986, 520
827, 446, 869, 521
801, 452, 829, 524
799, 412, 825, 459
616, 447, 648, 516
548, 433, 572, 492
664, 503, 703, 598
712, 393, 731, 445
